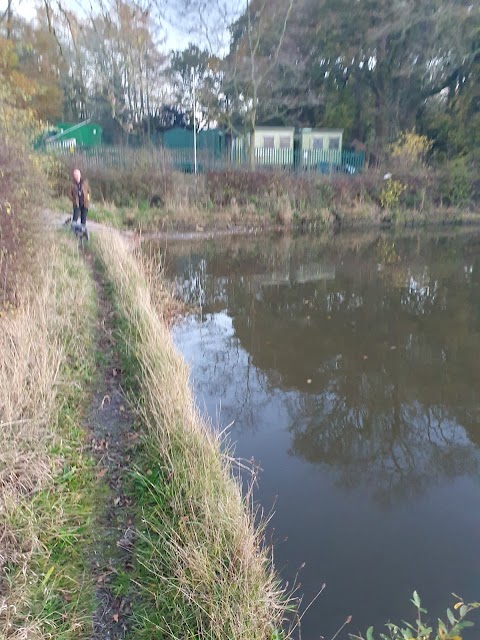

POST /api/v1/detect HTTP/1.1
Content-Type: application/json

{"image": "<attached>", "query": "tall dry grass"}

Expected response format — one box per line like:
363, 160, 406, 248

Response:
0, 231, 95, 638
94, 229, 291, 639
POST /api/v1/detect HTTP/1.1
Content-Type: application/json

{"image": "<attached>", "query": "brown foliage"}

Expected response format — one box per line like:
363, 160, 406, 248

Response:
54, 162, 176, 207
0, 144, 38, 311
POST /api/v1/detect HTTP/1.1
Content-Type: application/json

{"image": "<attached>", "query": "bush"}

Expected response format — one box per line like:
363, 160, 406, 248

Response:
55, 161, 176, 207
380, 178, 407, 209
206, 169, 290, 206
205, 169, 378, 213
0, 72, 44, 310
390, 130, 433, 170
439, 157, 474, 207
351, 591, 480, 640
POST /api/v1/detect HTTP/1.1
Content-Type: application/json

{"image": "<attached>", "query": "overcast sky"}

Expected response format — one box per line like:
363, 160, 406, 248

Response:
3, 0, 239, 52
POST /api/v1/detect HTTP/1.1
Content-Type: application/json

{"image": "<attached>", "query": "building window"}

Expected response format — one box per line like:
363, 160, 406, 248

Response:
329, 137, 340, 150
312, 136, 324, 150
280, 136, 290, 149
263, 136, 275, 149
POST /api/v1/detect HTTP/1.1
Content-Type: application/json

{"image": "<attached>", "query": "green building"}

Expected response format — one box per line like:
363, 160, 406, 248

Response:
45, 121, 103, 150
163, 127, 226, 157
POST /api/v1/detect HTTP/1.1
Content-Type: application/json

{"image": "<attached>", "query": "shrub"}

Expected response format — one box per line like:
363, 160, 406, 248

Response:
206, 169, 289, 206
54, 162, 177, 207
380, 177, 407, 209
351, 591, 480, 640
0, 68, 44, 310
391, 130, 433, 170
439, 156, 474, 207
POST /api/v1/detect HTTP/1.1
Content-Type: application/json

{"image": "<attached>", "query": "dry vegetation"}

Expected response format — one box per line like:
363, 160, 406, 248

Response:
0, 232, 98, 639
50, 155, 480, 236
94, 229, 291, 639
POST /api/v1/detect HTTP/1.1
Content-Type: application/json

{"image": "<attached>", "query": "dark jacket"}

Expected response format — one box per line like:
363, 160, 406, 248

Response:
69, 179, 91, 208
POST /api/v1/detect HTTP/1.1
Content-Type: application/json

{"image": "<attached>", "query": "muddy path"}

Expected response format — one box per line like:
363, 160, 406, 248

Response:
43, 208, 279, 243
83, 252, 138, 639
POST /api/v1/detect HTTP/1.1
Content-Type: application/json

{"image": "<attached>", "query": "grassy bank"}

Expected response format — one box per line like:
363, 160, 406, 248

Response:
51, 158, 480, 233
0, 231, 100, 639
93, 229, 290, 639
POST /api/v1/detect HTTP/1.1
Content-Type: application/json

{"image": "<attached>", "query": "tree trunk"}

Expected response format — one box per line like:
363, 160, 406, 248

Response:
375, 93, 386, 151
248, 83, 257, 170
7, 0, 13, 40
374, 35, 388, 150
249, 126, 256, 170
352, 71, 365, 141
6, 0, 12, 39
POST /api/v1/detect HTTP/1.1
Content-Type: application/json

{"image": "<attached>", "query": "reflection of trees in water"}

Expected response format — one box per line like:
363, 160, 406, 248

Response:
168, 232, 480, 501
233, 258, 480, 502
182, 314, 276, 435
286, 390, 479, 506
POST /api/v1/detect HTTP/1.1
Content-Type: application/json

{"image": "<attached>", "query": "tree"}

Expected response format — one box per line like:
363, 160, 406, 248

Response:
292, 0, 480, 149
169, 44, 223, 130
225, 0, 296, 167
86, 0, 167, 140
0, 32, 64, 122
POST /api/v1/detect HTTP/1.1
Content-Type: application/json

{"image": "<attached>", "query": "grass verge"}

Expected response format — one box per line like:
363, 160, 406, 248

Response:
0, 230, 101, 639
93, 228, 291, 639
51, 163, 480, 235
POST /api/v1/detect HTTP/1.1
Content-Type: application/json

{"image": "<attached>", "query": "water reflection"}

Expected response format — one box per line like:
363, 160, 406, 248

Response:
160, 232, 480, 500
154, 231, 480, 638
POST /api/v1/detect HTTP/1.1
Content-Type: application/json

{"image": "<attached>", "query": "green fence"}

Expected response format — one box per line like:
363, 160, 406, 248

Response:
51, 146, 365, 174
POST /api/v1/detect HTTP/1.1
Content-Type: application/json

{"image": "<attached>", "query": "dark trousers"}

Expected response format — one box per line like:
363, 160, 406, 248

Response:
73, 206, 88, 226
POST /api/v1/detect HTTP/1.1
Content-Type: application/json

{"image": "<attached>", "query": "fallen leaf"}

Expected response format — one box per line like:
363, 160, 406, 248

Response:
97, 468, 107, 479
117, 537, 133, 550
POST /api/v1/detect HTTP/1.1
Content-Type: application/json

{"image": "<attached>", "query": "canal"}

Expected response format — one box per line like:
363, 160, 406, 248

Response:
157, 230, 480, 639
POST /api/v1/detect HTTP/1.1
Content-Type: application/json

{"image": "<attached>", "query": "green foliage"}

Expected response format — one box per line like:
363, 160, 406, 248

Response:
380, 178, 406, 209
421, 61, 480, 160
351, 592, 480, 640
439, 157, 474, 207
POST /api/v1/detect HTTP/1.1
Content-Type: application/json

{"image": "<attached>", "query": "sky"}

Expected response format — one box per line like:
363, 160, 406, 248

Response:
4, 0, 237, 52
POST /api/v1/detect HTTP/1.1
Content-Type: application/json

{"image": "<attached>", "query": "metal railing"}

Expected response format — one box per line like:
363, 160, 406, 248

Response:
50, 145, 366, 174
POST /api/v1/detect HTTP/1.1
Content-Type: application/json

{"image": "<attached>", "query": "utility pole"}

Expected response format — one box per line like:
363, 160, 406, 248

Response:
192, 67, 197, 175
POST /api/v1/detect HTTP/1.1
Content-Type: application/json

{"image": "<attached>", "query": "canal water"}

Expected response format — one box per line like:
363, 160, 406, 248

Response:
157, 230, 480, 639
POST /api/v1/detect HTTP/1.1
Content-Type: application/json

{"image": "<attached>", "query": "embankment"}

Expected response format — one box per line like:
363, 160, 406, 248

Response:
52, 161, 480, 234
93, 228, 289, 638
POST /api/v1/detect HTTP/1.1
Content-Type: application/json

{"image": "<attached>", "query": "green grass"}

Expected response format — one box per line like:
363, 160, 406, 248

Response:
1, 234, 106, 639
23, 378, 102, 637
92, 229, 292, 640
88, 203, 124, 228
